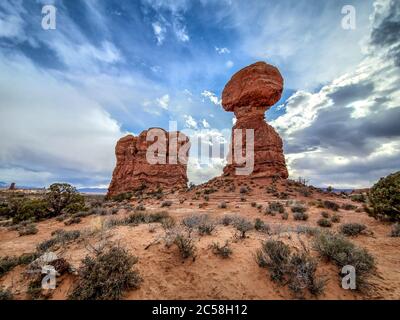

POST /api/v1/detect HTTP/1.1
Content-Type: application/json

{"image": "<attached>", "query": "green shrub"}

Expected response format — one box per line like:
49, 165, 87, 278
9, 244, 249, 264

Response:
368, 171, 400, 221
18, 224, 38, 236
293, 212, 309, 221
211, 242, 232, 259
0, 286, 13, 300
69, 246, 141, 300
221, 215, 234, 226
340, 223, 367, 236
218, 201, 227, 209
111, 192, 133, 202
313, 232, 375, 290
37, 229, 80, 252
254, 218, 270, 233
351, 194, 366, 203
291, 204, 307, 214
282, 212, 289, 220
46, 183, 84, 216
323, 200, 340, 211
268, 202, 285, 214
64, 217, 82, 226
390, 223, 400, 237
161, 200, 172, 208
9, 198, 49, 224
321, 211, 330, 218
317, 218, 332, 228
198, 219, 216, 236
233, 217, 253, 238
331, 214, 341, 223
256, 239, 325, 297
0, 252, 38, 277
342, 203, 358, 211
174, 234, 196, 260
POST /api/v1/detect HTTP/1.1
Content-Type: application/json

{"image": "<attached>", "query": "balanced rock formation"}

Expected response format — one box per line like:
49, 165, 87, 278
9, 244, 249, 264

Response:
107, 128, 190, 197
222, 61, 288, 179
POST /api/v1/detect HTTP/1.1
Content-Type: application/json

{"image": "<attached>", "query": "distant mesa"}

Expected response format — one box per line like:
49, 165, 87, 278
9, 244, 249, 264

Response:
222, 61, 288, 179
107, 129, 190, 197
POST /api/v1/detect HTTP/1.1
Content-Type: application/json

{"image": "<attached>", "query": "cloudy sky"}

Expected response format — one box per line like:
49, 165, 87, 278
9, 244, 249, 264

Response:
0, 0, 399, 189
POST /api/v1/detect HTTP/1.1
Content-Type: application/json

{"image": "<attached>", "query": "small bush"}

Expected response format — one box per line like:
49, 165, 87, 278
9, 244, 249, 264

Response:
9, 198, 49, 224
254, 218, 270, 233
174, 234, 196, 260
291, 204, 307, 214
342, 203, 357, 211
351, 194, 366, 203
211, 242, 232, 259
321, 211, 330, 218
135, 204, 146, 211
69, 246, 141, 300
46, 183, 84, 216
390, 223, 400, 237
64, 217, 82, 226
112, 192, 133, 202
161, 200, 172, 208
331, 214, 341, 223
323, 200, 340, 211
240, 186, 249, 194
255, 240, 290, 282
340, 223, 367, 236
317, 218, 332, 228
293, 212, 309, 221
18, 223, 38, 236
313, 232, 375, 291
368, 171, 400, 221
282, 212, 289, 220
198, 220, 216, 236
268, 202, 285, 214
251, 202, 257, 207
233, 217, 253, 238
219, 201, 227, 209
37, 229, 80, 252
0, 286, 13, 300
221, 215, 234, 226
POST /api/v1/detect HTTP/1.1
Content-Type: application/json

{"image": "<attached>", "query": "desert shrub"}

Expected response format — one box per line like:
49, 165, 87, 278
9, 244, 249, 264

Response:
368, 171, 400, 221
296, 225, 319, 236
351, 194, 366, 203
218, 201, 227, 209
113, 192, 133, 202
64, 217, 82, 226
342, 203, 357, 211
317, 218, 332, 228
233, 217, 253, 238
8, 198, 49, 224
221, 215, 234, 226
390, 223, 400, 237
174, 234, 196, 260
313, 232, 375, 291
211, 242, 232, 259
268, 202, 285, 214
161, 200, 172, 208
69, 246, 141, 300
46, 183, 84, 216
204, 188, 217, 195
322, 200, 340, 211
255, 240, 291, 282
321, 211, 330, 218
240, 186, 249, 194
331, 214, 341, 223
18, 223, 38, 236
251, 202, 257, 207
160, 216, 176, 230
254, 218, 270, 233
340, 223, 367, 236
293, 212, 309, 221
240, 195, 246, 202
182, 214, 204, 229
291, 204, 307, 214
0, 286, 13, 300
203, 195, 210, 202
282, 212, 289, 220
198, 220, 215, 236
37, 230, 80, 252
0, 253, 38, 277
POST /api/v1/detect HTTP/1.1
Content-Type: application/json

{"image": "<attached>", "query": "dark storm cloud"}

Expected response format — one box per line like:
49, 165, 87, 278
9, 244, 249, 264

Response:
328, 82, 374, 106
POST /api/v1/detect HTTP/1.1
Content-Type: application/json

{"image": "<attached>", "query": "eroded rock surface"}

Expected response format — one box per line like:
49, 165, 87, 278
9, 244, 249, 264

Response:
107, 129, 190, 197
222, 61, 288, 179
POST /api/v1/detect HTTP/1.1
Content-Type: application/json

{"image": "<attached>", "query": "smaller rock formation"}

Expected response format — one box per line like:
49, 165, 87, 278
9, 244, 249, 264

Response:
9, 182, 16, 190
222, 61, 288, 179
107, 128, 190, 197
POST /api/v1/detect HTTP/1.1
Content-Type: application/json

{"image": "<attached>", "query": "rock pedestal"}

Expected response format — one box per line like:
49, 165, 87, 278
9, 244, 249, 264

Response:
222, 61, 288, 179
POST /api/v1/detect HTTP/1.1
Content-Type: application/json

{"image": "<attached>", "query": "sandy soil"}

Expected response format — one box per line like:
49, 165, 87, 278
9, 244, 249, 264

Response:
1, 178, 399, 300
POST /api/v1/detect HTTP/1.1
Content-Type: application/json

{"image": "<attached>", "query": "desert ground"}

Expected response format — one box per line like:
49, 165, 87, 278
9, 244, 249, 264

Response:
0, 177, 399, 300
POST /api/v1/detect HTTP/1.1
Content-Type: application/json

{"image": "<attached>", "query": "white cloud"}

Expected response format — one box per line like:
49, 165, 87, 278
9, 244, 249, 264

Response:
157, 94, 170, 110
201, 90, 221, 105
184, 115, 198, 129
201, 119, 210, 128
152, 21, 167, 45
215, 47, 230, 54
